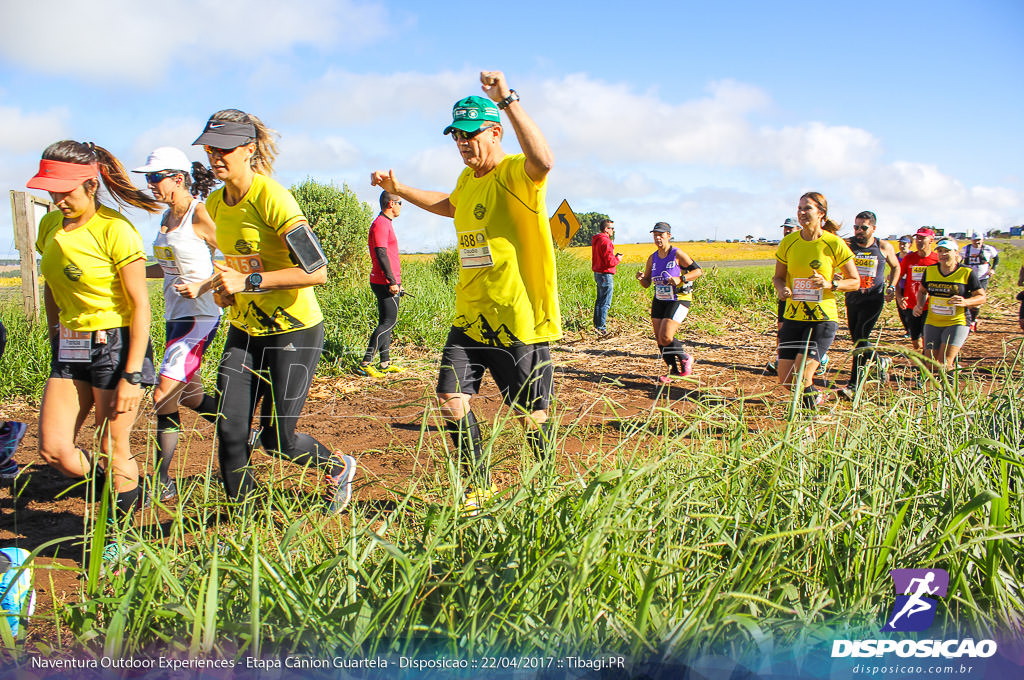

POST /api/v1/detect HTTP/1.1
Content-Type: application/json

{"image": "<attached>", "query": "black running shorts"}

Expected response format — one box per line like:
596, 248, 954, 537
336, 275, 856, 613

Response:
777, 320, 838, 361
437, 327, 553, 413
49, 326, 156, 390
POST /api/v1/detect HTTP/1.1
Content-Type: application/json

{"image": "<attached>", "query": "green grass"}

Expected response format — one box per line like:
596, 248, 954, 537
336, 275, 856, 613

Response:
7, 359, 1018, 658
1, 246, 1022, 659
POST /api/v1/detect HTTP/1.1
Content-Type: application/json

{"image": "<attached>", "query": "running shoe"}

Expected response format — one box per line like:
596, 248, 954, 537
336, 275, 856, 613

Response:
0, 547, 34, 637
836, 385, 855, 401
969, 322, 977, 332
656, 374, 672, 384
380, 363, 405, 374
801, 387, 825, 409
354, 363, 385, 379
814, 354, 829, 376
679, 353, 695, 377
247, 426, 263, 453
461, 484, 498, 516
326, 453, 357, 514
0, 421, 27, 480
765, 360, 778, 376
158, 478, 178, 503
874, 356, 892, 380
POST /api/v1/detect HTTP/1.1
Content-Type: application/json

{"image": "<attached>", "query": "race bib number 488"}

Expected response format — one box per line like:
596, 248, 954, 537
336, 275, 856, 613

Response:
458, 231, 493, 269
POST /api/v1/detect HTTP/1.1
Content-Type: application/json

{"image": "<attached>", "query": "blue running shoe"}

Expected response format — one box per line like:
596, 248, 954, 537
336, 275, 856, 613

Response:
0, 547, 34, 637
0, 422, 26, 480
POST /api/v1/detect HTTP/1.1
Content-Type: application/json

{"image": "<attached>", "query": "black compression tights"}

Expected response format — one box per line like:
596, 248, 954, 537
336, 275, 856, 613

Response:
215, 323, 342, 501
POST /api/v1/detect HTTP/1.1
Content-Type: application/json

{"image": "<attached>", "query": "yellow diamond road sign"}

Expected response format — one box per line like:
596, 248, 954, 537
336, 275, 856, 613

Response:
549, 199, 580, 249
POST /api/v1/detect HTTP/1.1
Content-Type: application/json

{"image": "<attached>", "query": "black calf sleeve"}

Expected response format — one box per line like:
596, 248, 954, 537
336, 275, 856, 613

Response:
445, 411, 487, 486
156, 412, 181, 483
195, 394, 219, 424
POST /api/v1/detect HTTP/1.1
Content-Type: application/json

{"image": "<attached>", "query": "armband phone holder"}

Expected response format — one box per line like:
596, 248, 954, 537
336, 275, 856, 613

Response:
284, 224, 328, 274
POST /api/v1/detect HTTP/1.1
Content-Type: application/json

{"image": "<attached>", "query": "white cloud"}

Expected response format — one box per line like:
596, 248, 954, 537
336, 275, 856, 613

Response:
284, 68, 478, 127
0, 0, 394, 83
0, 105, 70, 153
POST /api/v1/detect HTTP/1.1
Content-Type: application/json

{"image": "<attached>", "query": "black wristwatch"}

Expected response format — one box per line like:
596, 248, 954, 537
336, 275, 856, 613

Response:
497, 89, 520, 110
831, 279, 839, 292
246, 272, 263, 291
123, 371, 144, 385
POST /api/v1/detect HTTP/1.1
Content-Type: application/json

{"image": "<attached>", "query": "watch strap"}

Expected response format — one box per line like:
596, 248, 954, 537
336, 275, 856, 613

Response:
497, 89, 519, 110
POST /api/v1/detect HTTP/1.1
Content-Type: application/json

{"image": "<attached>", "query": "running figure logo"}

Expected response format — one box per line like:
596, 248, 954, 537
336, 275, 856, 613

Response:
883, 568, 949, 632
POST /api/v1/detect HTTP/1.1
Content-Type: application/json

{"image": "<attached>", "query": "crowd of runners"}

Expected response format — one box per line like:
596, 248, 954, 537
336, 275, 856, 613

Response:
0, 70, 1017, 612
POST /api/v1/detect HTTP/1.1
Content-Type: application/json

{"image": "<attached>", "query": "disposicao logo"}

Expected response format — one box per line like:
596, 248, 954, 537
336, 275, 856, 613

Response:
831, 567, 997, 659
884, 568, 948, 632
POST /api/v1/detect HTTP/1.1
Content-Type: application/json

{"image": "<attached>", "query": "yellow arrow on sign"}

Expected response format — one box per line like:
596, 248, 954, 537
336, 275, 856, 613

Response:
548, 199, 581, 249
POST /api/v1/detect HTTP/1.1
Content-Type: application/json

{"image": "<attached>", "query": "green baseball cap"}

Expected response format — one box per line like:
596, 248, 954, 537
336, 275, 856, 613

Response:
443, 96, 500, 135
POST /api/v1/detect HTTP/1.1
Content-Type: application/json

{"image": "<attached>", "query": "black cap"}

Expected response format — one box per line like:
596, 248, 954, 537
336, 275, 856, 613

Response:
192, 119, 256, 149
651, 222, 671, 234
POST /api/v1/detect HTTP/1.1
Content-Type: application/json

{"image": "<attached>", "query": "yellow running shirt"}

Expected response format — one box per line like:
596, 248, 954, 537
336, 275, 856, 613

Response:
448, 154, 561, 346
921, 263, 981, 327
35, 206, 146, 331
775, 231, 854, 322
206, 174, 322, 336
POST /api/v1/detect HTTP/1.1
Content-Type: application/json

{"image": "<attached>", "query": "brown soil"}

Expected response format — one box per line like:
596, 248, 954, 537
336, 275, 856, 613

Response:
1, 305, 1020, 648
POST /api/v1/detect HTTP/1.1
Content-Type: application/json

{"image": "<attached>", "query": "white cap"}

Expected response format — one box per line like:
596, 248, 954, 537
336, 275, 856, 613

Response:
132, 146, 192, 173
969, 230, 983, 240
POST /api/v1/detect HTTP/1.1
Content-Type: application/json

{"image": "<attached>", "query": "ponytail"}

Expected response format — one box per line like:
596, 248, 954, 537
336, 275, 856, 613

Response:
92, 145, 162, 213
41, 140, 160, 214
189, 162, 218, 198
822, 218, 841, 234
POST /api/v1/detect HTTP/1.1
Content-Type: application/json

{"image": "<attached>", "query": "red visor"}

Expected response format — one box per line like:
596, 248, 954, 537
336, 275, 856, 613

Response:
26, 159, 98, 192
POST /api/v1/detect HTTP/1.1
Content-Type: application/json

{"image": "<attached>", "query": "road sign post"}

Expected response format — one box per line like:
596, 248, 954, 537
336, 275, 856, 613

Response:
548, 199, 581, 249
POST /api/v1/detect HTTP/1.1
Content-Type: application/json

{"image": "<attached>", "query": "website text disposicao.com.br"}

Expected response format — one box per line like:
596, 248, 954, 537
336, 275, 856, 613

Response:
848, 662, 981, 676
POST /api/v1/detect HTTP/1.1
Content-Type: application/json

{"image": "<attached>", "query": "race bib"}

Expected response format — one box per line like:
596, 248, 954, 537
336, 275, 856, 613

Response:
225, 253, 264, 275
458, 230, 493, 269
654, 282, 675, 301
58, 325, 91, 363
855, 255, 877, 289
930, 302, 955, 316
911, 266, 926, 282
792, 278, 823, 302
153, 245, 180, 276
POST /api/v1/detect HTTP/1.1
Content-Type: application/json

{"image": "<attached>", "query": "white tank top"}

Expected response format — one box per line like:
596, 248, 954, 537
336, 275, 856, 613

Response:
152, 198, 221, 320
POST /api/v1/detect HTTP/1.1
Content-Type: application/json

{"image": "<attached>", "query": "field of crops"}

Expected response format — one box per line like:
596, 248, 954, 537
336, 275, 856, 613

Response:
0, 248, 1022, 667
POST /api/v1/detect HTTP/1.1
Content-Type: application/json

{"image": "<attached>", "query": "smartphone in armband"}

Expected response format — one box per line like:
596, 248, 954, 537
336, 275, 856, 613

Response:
284, 225, 328, 273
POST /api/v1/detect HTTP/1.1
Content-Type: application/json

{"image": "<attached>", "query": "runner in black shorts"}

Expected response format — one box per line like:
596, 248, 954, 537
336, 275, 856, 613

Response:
636, 222, 702, 383
372, 70, 559, 511
773, 192, 859, 408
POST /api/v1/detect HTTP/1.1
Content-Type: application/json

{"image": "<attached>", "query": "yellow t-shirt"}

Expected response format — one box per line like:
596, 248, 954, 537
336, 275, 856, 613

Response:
35, 206, 146, 331
449, 154, 561, 345
206, 173, 322, 336
921, 263, 981, 327
775, 231, 854, 322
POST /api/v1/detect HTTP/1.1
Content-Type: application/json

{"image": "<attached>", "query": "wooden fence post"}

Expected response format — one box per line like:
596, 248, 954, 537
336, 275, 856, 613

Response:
9, 190, 53, 322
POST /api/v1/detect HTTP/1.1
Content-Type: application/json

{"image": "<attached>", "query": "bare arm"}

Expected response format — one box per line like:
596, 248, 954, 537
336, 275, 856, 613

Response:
480, 70, 553, 183
635, 255, 654, 288
192, 203, 219, 250
772, 260, 791, 300
370, 169, 454, 218
881, 240, 900, 288
213, 221, 327, 295
115, 257, 151, 412
675, 250, 703, 284
833, 259, 860, 293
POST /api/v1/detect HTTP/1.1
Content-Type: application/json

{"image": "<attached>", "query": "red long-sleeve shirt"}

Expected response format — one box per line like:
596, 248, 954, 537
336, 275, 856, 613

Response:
591, 232, 620, 274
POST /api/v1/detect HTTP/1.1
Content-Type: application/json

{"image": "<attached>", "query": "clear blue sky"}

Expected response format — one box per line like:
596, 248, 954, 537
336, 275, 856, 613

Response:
1, 0, 1021, 256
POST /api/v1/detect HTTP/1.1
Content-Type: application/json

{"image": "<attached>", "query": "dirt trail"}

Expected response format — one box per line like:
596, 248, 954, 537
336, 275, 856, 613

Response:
1, 305, 1020, 646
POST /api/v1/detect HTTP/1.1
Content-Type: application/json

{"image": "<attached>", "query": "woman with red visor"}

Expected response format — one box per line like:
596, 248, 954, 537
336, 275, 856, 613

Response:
27, 141, 161, 562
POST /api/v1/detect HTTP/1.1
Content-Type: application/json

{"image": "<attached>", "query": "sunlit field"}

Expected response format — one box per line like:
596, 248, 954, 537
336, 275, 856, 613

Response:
0, 246, 1021, 660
